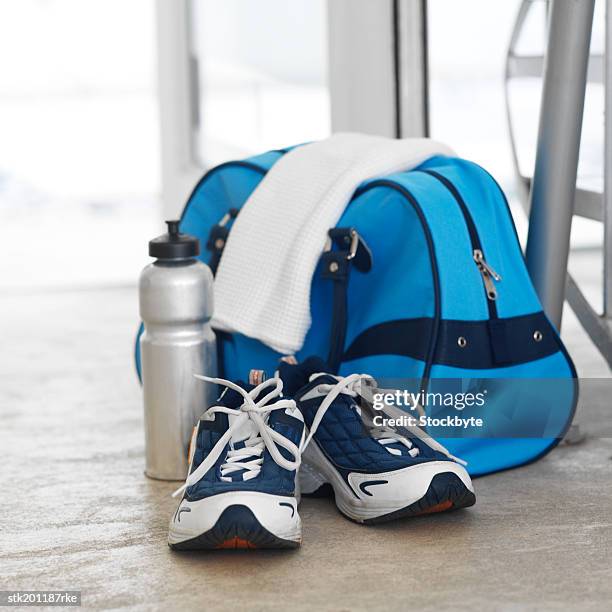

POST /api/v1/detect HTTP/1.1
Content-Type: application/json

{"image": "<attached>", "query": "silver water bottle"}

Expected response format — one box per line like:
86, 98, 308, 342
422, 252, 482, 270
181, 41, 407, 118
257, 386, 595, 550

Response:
139, 220, 217, 480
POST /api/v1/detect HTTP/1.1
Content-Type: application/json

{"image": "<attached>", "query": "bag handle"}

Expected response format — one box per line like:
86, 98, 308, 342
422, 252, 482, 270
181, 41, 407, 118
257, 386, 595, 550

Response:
205, 208, 239, 274
321, 228, 372, 372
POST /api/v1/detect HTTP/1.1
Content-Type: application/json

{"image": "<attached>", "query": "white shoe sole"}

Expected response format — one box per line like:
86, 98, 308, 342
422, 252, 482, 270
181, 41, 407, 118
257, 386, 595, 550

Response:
168, 491, 302, 549
299, 441, 475, 524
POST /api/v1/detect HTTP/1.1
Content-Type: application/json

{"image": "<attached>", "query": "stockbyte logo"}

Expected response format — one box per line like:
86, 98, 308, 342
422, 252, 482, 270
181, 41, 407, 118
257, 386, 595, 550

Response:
371, 412, 485, 431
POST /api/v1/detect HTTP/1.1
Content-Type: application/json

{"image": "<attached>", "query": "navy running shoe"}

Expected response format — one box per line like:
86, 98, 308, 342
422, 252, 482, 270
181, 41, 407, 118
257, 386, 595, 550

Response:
278, 357, 475, 524
168, 375, 305, 550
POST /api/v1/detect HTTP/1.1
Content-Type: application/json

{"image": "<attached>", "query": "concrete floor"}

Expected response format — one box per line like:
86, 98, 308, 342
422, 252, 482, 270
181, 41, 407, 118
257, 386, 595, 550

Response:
1, 286, 611, 611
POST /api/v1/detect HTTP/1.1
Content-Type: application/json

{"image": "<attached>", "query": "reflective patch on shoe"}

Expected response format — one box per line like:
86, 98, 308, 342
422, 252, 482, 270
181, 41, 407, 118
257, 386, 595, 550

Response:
278, 502, 295, 517
358, 480, 388, 496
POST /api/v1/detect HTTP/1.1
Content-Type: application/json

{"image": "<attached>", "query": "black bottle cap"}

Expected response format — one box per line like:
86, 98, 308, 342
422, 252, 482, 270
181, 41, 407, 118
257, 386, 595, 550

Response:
149, 220, 200, 259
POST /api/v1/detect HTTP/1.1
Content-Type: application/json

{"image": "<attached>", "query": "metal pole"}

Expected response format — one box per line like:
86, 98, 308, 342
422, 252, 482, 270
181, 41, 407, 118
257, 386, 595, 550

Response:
525, 0, 595, 329
394, 0, 429, 138
327, 0, 397, 137
604, 0, 612, 318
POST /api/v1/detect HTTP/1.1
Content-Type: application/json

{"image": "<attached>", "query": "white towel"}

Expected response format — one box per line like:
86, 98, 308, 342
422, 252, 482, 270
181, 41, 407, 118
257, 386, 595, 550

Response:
212, 133, 453, 354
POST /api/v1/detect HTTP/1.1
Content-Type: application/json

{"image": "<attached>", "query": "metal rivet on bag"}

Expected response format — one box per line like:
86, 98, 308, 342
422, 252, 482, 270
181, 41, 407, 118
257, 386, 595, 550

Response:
214, 238, 225, 249
533, 330, 543, 342
457, 336, 467, 348
329, 261, 339, 273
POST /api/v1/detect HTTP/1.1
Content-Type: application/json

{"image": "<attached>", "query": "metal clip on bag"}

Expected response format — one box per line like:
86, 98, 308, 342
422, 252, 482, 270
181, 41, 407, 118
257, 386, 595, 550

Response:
135, 148, 577, 477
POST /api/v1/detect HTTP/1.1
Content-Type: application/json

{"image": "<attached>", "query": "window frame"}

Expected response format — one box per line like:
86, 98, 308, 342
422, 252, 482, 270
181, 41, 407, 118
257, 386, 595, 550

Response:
155, 0, 428, 216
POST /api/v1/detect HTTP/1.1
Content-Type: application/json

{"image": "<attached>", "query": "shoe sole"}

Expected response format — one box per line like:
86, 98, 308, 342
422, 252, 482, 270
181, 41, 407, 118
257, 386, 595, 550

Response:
361, 472, 476, 525
169, 504, 301, 551
300, 442, 475, 524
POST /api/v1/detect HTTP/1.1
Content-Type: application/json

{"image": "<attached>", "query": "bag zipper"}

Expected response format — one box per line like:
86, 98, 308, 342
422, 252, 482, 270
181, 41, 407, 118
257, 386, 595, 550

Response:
473, 248, 501, 301
422, 170, 502, 319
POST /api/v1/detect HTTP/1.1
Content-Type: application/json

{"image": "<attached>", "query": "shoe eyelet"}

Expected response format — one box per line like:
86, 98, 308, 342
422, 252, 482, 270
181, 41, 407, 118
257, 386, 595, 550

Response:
457, 336, 467, 348
533, 330, 543, 342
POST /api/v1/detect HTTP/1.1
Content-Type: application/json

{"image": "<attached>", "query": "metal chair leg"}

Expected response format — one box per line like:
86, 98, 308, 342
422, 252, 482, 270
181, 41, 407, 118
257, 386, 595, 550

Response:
525, 0, 595, 329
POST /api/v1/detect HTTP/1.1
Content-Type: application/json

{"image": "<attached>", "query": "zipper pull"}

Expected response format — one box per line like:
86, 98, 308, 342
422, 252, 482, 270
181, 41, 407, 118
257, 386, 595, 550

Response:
473, 249, 501, 280
473, 249, 502, 300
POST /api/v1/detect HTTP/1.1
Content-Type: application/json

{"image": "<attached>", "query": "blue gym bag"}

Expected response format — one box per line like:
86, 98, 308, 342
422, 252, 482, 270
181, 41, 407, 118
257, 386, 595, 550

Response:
135, 147, 577, 477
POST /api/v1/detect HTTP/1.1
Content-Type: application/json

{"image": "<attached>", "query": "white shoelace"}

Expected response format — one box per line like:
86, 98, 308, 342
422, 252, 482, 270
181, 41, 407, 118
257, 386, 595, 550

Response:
304, 373, 466, 465
173, 372, 466, 498
172, 376, 301, 498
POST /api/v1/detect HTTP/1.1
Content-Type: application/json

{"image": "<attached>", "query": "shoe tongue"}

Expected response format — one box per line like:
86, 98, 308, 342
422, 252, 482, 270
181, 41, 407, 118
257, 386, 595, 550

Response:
227, 412, 259, 445
223, 378, 269, 446
278, 355, 330, 396
224, 390, 261, 480
308, 372, 337, 385
218, 380, 250, 409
